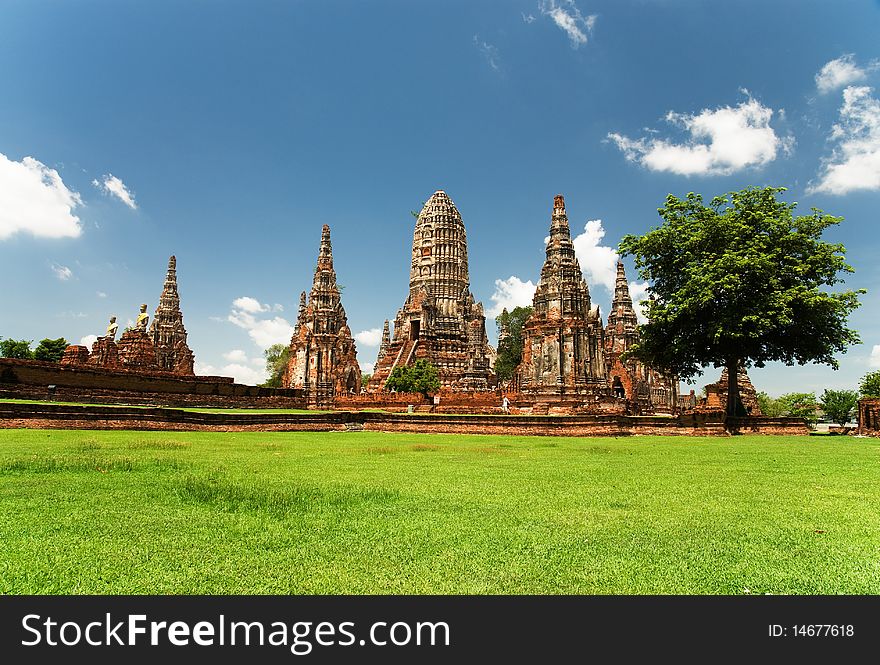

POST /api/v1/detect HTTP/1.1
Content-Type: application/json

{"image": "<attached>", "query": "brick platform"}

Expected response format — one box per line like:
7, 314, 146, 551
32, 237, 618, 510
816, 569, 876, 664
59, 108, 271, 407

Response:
0, 401, 811, 437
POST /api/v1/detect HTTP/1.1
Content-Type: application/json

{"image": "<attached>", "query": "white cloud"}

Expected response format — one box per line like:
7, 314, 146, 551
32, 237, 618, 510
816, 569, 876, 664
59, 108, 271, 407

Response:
222, 349, 248, 363
195, 361, 267, 386
52, 264, 73, 281
540, 0, 596, 48
808, 85, 880, 195
80, 334, 98, 348
232, 296, 270, 313
628, 281, 650, 324
572, 220, 619, 293
93, 174, 137, 209
360, 361, 375, 375
815, 55, 876, 95
97, 291, 107, 298
473, 35, 500, 72
489, 276, 537, 317
355, 328, 383, 347
0, 153, 83, 240
869, 345, 880, 368
227, 296, 294, 349
608, 97, 789, 176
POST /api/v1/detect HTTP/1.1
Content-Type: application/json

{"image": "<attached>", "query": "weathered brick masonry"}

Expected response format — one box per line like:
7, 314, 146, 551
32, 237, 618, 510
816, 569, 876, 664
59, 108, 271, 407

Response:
0, 358, 305, 408
0, 401, 811, 436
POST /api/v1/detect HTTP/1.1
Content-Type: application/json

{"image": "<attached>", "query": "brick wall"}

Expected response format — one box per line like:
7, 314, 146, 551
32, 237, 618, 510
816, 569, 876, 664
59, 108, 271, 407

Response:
0, 358, 306, 409
0, 402, 812, 436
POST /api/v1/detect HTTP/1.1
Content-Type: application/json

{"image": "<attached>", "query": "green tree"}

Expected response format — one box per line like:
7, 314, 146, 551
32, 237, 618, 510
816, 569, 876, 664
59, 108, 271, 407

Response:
860, 370, 880, 398
756, 391, 785, 417
261, 343, 291, 388
385, 359, 440, 398
361, 373, 372, 389
619, 186, 863, 423
778, 392, 818, 424
494, 306, 533, 382
33, 337, 69, 362
0, 338, 34, 359
820, 389, 859, 427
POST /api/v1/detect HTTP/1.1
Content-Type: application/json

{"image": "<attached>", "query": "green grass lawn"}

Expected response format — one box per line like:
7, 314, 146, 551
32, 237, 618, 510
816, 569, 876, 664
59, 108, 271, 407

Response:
1, 429, 878, 594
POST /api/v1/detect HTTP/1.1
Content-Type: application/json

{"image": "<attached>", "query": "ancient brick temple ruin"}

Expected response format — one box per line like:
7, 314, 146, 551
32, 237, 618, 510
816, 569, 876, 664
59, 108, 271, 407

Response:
517, 195, 607, 401
703, 366, 763, 415
284, 225, 361, 408
149, 256, 195, 375
604, 261, 678, 413
858, 398, 880, 436
61, 256, 195, 376
369, 190, 494, 390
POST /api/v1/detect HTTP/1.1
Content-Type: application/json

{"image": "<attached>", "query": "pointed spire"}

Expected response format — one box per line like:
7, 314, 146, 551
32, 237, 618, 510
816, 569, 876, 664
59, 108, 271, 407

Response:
317, 224, 334, 271
611, 261, 634, 310
498, 308, 511, 346
149, 254, 194, 374
297, 291, 307, 324
376, 320, 391, 364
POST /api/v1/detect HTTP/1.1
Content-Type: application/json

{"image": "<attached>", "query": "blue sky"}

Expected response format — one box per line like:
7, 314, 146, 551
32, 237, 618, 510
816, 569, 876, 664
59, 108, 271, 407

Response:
1, 0, 879, 395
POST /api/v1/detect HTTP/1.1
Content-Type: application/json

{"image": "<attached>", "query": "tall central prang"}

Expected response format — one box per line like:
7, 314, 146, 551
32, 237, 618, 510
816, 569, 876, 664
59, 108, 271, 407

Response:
370, 190, 493, 389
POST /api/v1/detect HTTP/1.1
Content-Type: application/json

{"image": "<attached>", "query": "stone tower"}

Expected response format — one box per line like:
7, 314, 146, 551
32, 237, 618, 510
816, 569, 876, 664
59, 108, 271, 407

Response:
369, 190, 493, 390
149, 255, 195, 375
284, 225, 361, 407
374, 320, 391, 368
518, 195, 607, 398
604, 261, 678, 413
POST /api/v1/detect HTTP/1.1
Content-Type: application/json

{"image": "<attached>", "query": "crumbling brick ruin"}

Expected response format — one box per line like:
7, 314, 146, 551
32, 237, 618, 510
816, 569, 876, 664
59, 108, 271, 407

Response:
284, 225, 361, 408
858, 398, 880, 436
703, 366, 763, 415
150, 255, 195, 375
369, 190, 494, 390
61, 256, 195, 377
604, 261, 678, 414
517, 195, 607, 403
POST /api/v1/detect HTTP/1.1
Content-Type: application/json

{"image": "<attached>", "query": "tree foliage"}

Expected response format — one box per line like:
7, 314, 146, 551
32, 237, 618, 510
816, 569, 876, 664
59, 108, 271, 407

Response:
756, 391, 785, 417
820, 389, 859, 427
385, 359, 440, 398
0, 338, 34, 359
860, 370, 880, 398
261, 343, 291, 388
494, 306, 533, 382
33, 338, 69, 363
777, 392, 818, 424
619, 186, 863, 420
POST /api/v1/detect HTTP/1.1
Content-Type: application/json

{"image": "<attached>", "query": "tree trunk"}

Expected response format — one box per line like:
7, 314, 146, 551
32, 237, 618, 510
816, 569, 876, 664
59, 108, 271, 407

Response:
725, 357, 741, 430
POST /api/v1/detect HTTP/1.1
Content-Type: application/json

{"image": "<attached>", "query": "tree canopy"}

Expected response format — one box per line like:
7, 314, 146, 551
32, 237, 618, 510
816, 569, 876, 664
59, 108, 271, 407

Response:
385, 359, 440, 398
820, 389, 859, 427
777, 392, 819, 425
619, 186, 863, 421
860, 370, 880, 398
494, 306, 533, 382
261, 343, 290, 388
0, 338, 34, 359
34, 338, 69, 363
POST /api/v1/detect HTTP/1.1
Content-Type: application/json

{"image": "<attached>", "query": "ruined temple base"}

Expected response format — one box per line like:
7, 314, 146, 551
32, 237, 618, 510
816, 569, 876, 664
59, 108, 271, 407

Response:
0, 401, 813, 437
